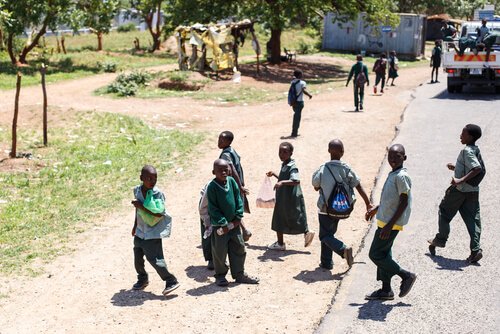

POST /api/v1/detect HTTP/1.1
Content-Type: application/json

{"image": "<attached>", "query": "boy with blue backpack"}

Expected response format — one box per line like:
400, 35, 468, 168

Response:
312, 139, 373, 270
288, 69, 312, 138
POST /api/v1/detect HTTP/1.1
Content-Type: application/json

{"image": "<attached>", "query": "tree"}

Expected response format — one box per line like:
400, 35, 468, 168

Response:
68, 0, 120, 51
1, 0, 72, 65
239, 0, 398, 64
394, 0, 500, 19
129, 0, 165, 52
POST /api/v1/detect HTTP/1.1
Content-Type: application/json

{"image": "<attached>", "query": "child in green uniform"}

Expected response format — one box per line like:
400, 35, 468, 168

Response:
266, 142, 315, 250
430, 40, 442, 83
346, 55, 370, 112
131, 165, 179, 296
388, 51, 399, 86
365, 144, 417, 300
312, 139, 373, 270
207, 159, 259, 287
218, 131, 252, 241
428, 124, 484, 263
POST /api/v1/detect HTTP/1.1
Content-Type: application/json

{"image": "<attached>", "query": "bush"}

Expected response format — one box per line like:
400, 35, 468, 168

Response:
297, 39, 315, 54
106, 70, 151, 96
167, 71, 189, 83
99, 61, 117, 73
117, 23, 137, 33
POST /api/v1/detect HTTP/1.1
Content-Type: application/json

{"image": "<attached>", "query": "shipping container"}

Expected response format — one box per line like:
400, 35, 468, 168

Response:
322, 13, 426, 59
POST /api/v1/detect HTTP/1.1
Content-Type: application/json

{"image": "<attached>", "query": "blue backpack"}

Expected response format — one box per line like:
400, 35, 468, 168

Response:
288, 80, 302, 106
322, 165, 355, 219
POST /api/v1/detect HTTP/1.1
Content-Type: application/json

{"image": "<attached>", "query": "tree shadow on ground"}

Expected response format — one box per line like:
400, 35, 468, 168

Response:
293, 267, 346, 283
111, 289, 176, 307
185, 265, 213, 283
246, 244, 311, 262
349, 300, 412, 321
425, 253, 472, 271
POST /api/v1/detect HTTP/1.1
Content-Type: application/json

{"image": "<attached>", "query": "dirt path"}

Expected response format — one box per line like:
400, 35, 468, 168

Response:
0, 59, 430, 333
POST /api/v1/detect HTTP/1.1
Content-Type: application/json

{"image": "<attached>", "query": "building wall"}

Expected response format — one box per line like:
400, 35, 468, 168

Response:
322, 13, 426, 58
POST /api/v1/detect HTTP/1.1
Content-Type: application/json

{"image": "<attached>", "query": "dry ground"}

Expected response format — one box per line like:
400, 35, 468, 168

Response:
0, 56, 430, 333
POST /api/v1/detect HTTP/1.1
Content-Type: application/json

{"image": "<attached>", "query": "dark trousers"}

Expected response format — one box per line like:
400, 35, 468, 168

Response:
133, 236, 178, 285
353, 84, 364, 108
435, 186, 481, 251
318, 214, 345, 268
211, 225, 246, 279
291, 101, 304, 136
375, 73, 385, 90
200, 218, 212, 262
431, 66, 440, 81
369, 228, 401, 283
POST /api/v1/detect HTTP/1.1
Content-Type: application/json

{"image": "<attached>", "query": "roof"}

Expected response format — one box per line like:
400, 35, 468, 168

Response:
427, 14, 462, 24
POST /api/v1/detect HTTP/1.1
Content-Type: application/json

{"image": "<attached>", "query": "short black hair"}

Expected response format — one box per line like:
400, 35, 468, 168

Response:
465, 124, 482, 141
220, 131, 234, 143
141, 164, 156, 175
356, 54, 363, 61
280, 141, 294, 153
293, 69, 303, 78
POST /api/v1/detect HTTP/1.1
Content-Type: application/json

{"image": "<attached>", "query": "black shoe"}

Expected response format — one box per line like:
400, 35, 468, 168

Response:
207, 260, 214, 270
429, 245, 436, 256
162, 282, 180, 296
216, 277, 229, 287
235, 273, 260, 284
467, 249, 483, 263
399, 272, 417, 297
428, 238, 445, 248
365, 289, 394, 300
360, 105, 363, 111
319, 262, 333, 270
344, 247, 354, 268
132, 280, 149, 290
354, 108, 359, 112
430, 80, 435, 83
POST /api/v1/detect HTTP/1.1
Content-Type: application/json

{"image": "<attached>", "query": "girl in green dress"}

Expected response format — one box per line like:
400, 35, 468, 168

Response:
266, 142, 315, 250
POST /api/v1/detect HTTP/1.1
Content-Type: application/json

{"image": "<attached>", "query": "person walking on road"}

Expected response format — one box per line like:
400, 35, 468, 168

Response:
346, 55, 369, 112
430, 40, 442, 83
365, 144, 417, 300
373, 53, 387, 93
388, 51, 399, 86
428, 124, 485, 263
288, 69, 312, 138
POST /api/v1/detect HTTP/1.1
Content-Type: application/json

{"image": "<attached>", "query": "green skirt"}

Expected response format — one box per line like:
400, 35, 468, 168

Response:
271, 185, 308, 234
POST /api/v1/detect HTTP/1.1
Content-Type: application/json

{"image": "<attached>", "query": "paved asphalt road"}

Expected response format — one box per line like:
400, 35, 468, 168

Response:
317, 83, 500, 334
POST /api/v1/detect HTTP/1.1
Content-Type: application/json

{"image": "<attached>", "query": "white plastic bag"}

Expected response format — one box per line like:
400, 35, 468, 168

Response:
256, 176, 275, 208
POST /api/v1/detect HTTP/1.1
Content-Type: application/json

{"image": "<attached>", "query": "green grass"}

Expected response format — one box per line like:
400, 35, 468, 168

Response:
0, 112, 204, 275
0, 30, 177, 90
315, 51, 427, 69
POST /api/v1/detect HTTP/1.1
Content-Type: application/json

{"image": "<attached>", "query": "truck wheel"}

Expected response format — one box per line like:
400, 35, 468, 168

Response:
455, 85, 463, 93
496, 86, 500, 94
447, 85, 456, 93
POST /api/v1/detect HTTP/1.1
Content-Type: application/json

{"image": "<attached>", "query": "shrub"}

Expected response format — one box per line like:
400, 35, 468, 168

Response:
117, 23, 137, 33
167, 71, 189, 83
106, 70, 151, 96
99, 61, 117, 73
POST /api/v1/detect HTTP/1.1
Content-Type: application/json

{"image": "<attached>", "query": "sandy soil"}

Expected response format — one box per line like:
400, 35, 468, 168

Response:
0, 57, 429, 333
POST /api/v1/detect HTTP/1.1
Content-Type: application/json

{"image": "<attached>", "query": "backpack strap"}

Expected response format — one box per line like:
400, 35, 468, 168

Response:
318, 164, 350, 204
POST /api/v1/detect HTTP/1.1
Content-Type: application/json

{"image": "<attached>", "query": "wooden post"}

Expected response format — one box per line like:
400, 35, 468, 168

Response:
10, 72, 22, 158
41, 63, 48, 146
61, 34, 67, 54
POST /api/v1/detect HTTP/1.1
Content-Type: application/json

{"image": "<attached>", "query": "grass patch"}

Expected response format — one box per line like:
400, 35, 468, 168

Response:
315, 50, 427, 69
0, 112, 204, 275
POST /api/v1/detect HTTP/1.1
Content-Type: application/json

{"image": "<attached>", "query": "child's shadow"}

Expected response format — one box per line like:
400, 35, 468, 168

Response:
350, 300, 412, 321
185, 265, 212, 283
186, 283, 234, 297
293, 267, 346, 283
426, 253, 473, 271
110, 289, 176, 307
246, 245, 311, 262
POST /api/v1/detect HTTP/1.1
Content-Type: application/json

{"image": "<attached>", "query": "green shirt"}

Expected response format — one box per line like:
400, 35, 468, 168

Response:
455, 145, 481, 192
376, 167, 412, 227
347, 61, 369, 86
207, 176, 244, 227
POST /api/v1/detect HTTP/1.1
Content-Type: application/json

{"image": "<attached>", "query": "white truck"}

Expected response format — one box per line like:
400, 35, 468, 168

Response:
442, 21, 500, 93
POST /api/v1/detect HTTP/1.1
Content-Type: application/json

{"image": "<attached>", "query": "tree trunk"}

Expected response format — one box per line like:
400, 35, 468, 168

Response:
145, 3, 163, 52
7, 33, 18, 65
61, 34, 67, 54
97, 31, 103, 51
0, 29, 4, 50
269, 28, 282, 65
11, 72, 22, 158
19, 20, 48, 64
41, 64, 48, 146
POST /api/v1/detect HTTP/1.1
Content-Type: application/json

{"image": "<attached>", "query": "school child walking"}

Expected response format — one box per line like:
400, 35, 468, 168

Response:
131, 165, 179, 296
266, 142, 315, 250
373, 53, 387, 94
388, 51, 399, 86
430, 40, 442, 83
428, 124, 485, 263
312, 139, 373, 270
218, 130, 252, 241
199, 182, 214, 269
365, 144, 417, 300
207, 159, 259, 287
346, 55, 369, 112
288, 69, 312, 138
